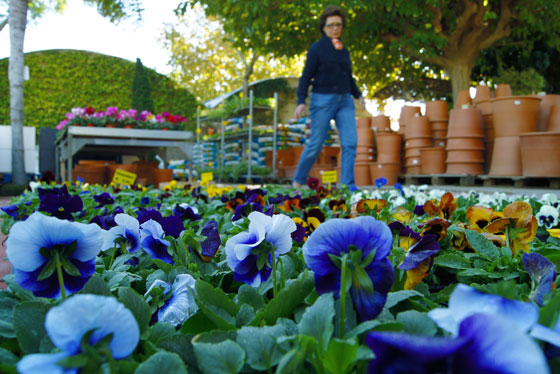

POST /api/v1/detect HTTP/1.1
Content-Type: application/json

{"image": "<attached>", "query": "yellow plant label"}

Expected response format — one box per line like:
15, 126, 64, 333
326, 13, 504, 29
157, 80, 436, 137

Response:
112, 168, 137, 186
322, 170, 337, 184
201, 172, 214, 183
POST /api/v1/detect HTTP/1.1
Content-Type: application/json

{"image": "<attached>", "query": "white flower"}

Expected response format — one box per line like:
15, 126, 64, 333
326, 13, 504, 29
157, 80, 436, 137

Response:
541, 193, 559, 208
536, 205, 559, 229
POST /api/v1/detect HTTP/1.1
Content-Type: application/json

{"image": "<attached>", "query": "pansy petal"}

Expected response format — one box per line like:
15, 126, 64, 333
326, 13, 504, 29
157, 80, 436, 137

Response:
353, 216, 393, 259
158, 274, 198, 326
523, 252, 556, 306
265, 214, 296, 254
17, 351, 75, 374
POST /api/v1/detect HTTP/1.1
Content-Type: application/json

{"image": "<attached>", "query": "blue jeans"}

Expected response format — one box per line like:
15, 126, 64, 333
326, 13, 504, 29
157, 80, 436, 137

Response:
294, 93, 357, 188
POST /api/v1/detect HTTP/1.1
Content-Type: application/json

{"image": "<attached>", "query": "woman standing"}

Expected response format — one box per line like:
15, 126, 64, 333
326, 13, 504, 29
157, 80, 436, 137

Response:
293, 5, 365, 189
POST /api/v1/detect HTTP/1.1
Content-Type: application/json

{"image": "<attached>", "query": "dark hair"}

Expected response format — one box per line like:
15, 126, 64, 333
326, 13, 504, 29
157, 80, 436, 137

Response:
319, 5, 347, 33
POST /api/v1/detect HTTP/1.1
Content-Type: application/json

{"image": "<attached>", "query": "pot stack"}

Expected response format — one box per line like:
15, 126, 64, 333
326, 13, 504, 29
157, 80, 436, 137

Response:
404, 114, 432, 174
425, 100, 449, 148
371, 129, 402, 185
398, 106, 422, 136
354, 117, 374, 185
445, 107, 485, 175
473, 85, 494, 173
489, 96, 541, 176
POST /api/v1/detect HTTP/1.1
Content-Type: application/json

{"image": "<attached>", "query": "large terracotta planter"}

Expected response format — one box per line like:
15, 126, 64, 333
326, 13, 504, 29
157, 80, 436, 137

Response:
474, 85, 492, 103
539, 95, 560, 132
404, 147, 423, 158
446, 162, 484, 175
405, 138, 432, 148
475, 99, 493, 116
420, 147, 446, 174
154, 168, 174, 185
425, 100, 449, 121
492, 96, 542, 137
372, 115, 391, 132
433, 139, 447, 148
489, 136, 522, 176
432, 130, 448, 140
495, 84, 512, 98
446, 137, 485, 150
369, 162, 401, 185
356, 153, 375, 162
357, 127, 374, 146
520, 132, 560, 177
357, 117, 372, 128
455, 90, 472, 108
73, 164, 107, 185
548, 105, 560, 132
355, 162, 372, 186
447, 107, 484, 138
405, 115, 431, 139
376, 132, 402, 163
446, 150, 485, 163
405, 156, 421, 174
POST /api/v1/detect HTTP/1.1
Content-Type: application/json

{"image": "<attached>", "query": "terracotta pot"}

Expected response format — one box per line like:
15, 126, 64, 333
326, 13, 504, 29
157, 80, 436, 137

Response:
446, 150, 485, 163
474, 85, 492, 103
495, 84, 512, 98
357, 127, 374, 146
405, 138, 433, 148
406, 165, 422, 175
404, 147, 423, 158
492, 96, 542, 137
420, 147, 446, 174
355, 162, 372, 186
207, 128, 216, 135
432, 130, 448, 140
277, 149, 295, 167
398, 106, 422, 134
73, 164, 107, 185
455, 90, 472, 108
548, 105, 560, 132
482, 114, 494, 142
520, 132, 560, 177
357, 117, 372, 128
539, 95, 560, 132
405, 156, 421, 167
357, 145, 375, 154
356, 153, 375, 162
446, 137, 485, 150
447, 107, 484, 138
105, 124, 117, 128
124, 124, 135, 129
445, 162, 484, 175
431, 121, 448, 131
78, 160, 114, 166
405, 115, 431, 139
369, 162, 401, 185
484, 141, 494, 174
86, 123, 96, 127
475, 99, 493, 116
154, 168, 174, 185
425, 100, 449, 121
433, 139, 447, 148
372, 115, 391, 132
489, 136, 522, 176
376, 132, 402, 163
134, 160, 159, 185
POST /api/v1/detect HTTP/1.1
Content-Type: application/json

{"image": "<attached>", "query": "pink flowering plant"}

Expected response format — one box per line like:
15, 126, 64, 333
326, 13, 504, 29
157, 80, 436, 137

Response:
56, 106, 189, 131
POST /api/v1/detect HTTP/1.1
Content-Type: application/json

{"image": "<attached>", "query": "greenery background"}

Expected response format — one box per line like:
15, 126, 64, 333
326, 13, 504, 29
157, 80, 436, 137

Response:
0, 49, 198, 130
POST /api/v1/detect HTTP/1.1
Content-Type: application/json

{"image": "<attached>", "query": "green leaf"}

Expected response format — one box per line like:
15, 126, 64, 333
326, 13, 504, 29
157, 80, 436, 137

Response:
235, 304, 255, 327
465, 229, 500, 260
396, 310, 437, 336
148, 322, 175, 344
195, 280, 239, 316
236, 325, 287, 371
384, 290, 423, 309
539, 290, 560, 328
152, 259, 174, 274
0, 347, 19, 365
135, 351, 187, 374
79, 274, 111, 296
345, 320, 381, 339
37, 259, 57, 281
13, 301, 51, 354
3, 275, 34, 301
433, 253, 471, 269
60, 256, 81, 277
276, 335, 317, 374
180, 311, 217, 335
235, 284, 265, 311
193, 340, 245, 374
323, 338, 359, 374
157, 334, 198, 372
298, 293, 334, 352
0, 294, 18, 338
117, 287, 151, 334
263, 270, 314, 325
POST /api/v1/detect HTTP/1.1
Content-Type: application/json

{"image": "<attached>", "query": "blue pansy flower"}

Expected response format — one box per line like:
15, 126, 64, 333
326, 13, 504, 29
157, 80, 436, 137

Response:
397, 234, 440, 270
523, 252, 557, 306
38, 185, 83, 221
303, 216, 394, 321
225, 211, 296, 287
6, 212, 103, 298
145, 274, 198, 326
394, 182, 404, 195
137, 208, 185, 238
89, 206, 124, 230
366, 312, 549, 374
93, 192, 115, 207
375, 177, 387, 188
17, 294, 139, 374
140, 219, 172, 264
101, 213, 141, 253
200, 220, 221, 261
174, 203, 202, 221
140, 196, 150, 205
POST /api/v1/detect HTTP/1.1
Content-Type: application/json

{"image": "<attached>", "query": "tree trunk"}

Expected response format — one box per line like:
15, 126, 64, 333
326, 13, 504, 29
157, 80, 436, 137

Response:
444, 62, 474, 106
9, 0, 28, 185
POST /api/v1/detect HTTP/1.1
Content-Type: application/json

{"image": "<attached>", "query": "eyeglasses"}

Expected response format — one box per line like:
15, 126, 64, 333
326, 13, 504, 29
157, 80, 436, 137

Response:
325, 23, 343, 29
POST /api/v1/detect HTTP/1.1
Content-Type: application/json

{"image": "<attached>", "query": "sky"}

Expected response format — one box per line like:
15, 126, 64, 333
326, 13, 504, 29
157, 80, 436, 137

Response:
0, 0, 179, 75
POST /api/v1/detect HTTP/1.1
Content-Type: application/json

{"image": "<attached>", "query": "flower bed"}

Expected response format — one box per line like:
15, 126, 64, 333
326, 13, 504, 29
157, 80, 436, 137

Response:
1, 179, 560, 373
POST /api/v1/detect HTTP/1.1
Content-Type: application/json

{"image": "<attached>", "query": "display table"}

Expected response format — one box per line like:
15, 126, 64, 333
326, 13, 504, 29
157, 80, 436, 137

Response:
55, 126, 193, 182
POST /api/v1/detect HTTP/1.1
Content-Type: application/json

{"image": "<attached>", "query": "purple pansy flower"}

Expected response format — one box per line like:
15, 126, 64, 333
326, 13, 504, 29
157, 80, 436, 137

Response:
200, 220, 221, 260
6, 212, 103, 298
137, 208, 185, 238
89, 206, 124, 230
174, 203, 202, 221
397, 234, 440, 271
225, 212, 296, 287
523, 252, 557, 307
302, 216, 394, 321
93, 192, 115, 207
38, 185, 83, 221
140, 219, 172, 264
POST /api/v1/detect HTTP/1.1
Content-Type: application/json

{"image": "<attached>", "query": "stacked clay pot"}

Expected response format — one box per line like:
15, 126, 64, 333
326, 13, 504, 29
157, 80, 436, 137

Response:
372, 115, 392, 133
445, 107, 485, 175
473, 85, 494, 173
538, 95, 560, 132
520, 132, 560, 177
371, 130, 402, 185
425, 100, 449, 148
489, 95, 542, 176
420, 147, 446, 174
404, 114, 432, 174
355, 117, 374, 185
398, 106, 421, 136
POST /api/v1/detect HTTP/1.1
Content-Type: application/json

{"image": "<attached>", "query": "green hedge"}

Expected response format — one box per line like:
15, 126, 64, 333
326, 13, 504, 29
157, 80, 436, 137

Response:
0, 49, 198, 129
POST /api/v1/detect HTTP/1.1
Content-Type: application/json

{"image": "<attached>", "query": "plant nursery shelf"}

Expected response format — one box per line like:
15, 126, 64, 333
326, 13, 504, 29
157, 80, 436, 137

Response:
55, 126, 194, 182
